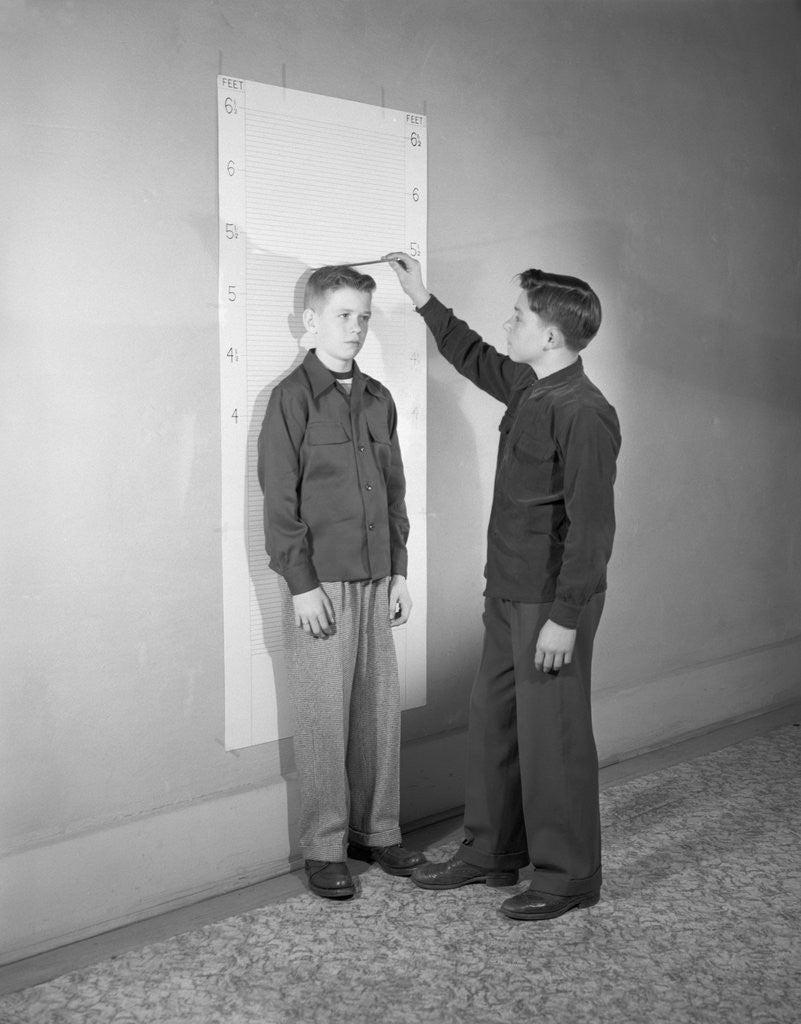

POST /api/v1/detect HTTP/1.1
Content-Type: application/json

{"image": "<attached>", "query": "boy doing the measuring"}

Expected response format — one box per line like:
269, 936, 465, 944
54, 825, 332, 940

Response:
257, 265, 425, 899
386, 252, 620, 921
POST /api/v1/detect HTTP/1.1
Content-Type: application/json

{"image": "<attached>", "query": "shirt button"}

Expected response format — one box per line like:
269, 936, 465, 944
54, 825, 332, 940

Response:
368, 523, 374, 530
365, 483, 372, 491
359, 445, 366, 453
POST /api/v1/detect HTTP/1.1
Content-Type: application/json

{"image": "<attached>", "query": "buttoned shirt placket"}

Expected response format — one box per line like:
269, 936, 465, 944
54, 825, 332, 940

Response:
347, 375, 383, 581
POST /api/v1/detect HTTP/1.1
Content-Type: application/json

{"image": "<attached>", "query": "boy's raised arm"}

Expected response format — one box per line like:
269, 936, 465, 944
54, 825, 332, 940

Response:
385, 251, 517, 405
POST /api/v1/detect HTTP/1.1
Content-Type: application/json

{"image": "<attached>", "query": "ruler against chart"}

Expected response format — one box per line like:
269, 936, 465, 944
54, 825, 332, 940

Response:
217, 76, 428, 749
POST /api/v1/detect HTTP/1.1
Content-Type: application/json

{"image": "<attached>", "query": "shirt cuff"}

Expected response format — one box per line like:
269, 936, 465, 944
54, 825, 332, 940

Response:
282, 563, 321, 596
548, 599, 582, 630
391, 551, 408, 578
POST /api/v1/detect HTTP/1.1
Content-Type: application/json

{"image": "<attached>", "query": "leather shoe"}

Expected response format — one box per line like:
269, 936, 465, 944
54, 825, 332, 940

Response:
304, 860, 355, 899
348, 842, 427, 877
500, 885, 600, 920
411, 855, 519, 890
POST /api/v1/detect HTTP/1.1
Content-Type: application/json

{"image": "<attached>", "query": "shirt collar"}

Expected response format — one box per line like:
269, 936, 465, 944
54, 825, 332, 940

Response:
512, 356, 584, 392
303, 349, 380, 398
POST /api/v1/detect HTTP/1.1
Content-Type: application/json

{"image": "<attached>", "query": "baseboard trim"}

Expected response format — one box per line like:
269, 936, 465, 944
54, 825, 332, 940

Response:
0, 779, 300, 966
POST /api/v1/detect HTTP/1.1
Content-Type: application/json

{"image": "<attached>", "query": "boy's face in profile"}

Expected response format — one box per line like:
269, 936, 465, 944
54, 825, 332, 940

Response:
503, 290, 552, 369
304, 286, 372, 372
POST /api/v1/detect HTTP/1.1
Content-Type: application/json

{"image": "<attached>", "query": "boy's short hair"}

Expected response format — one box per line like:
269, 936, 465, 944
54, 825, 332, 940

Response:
519, 269, 601, 352
304, 265, 377, 310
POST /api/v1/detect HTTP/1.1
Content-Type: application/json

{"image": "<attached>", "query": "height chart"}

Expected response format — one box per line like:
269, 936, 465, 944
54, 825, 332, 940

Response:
217, 77, 428, 750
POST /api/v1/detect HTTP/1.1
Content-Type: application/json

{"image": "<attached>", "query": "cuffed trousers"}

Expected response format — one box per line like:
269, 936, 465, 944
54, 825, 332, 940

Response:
280, 578, 402, 862
459, 593, 605, 896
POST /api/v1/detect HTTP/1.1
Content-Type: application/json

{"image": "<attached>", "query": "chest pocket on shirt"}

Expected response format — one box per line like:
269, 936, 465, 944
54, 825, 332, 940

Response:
305, 421, 351, 482
366, 416, 391, 472
515, 432, 557, 462
507, 428, 560, 502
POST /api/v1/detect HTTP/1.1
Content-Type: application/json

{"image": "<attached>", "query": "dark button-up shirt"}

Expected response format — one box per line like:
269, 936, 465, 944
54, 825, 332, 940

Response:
419, 296, 621, 628
257, 350, 409, 595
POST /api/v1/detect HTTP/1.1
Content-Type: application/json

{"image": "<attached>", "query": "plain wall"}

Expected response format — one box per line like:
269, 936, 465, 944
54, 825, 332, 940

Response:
2, 0, 800, 960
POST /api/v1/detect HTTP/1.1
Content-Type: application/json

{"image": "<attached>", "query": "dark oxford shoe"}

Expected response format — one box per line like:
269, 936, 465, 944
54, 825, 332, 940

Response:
304, 860, 355, 899
500, 885, 600, 921
411, 855, 519, 890
348, 842, 427, 877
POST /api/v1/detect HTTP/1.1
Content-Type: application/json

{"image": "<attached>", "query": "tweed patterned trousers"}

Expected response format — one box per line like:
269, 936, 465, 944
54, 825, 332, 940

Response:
280, 577, 403, 861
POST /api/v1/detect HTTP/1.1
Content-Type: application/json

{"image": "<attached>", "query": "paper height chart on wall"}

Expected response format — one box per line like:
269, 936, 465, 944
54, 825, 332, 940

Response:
217, 76, 428, 750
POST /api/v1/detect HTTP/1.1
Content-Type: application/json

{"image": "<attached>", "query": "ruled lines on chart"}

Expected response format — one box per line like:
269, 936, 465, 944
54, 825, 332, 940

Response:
219, 77, 428, 746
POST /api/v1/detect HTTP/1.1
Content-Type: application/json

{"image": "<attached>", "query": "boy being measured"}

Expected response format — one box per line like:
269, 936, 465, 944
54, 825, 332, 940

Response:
257, 265, 425, 899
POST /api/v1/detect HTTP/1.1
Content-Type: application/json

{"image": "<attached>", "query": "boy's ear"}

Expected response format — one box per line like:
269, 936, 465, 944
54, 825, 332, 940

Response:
545, 325, 565, 350
302, 307, 317, 333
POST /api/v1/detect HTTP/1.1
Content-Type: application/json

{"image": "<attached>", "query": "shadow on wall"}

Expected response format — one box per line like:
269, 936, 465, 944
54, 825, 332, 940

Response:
246, 258, 311, 720
244, 259, 313, 856
398, 338, 491, 820
403, 358, 491, 741
413, 247, 519, 736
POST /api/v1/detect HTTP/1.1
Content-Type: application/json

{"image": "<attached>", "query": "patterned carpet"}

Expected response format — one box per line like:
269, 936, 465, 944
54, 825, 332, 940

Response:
1, 725, 799, 1024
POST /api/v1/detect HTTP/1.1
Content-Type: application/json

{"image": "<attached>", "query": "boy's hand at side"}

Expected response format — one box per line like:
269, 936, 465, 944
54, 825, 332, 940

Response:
388, 574, 412, 627
293, 587, 336, 638
534, 620, 576, 673
384, 252, 431, 309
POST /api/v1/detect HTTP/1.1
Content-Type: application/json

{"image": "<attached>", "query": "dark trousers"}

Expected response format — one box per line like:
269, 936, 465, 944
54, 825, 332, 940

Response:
459, 593, 605, 896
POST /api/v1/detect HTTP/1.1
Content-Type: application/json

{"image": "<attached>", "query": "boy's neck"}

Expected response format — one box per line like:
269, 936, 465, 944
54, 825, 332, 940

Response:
528, 350, 579, 378
315, 349, 353, 375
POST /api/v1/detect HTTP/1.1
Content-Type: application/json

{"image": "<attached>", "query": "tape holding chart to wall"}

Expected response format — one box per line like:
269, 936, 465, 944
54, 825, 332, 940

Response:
217, 76, 428, 750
